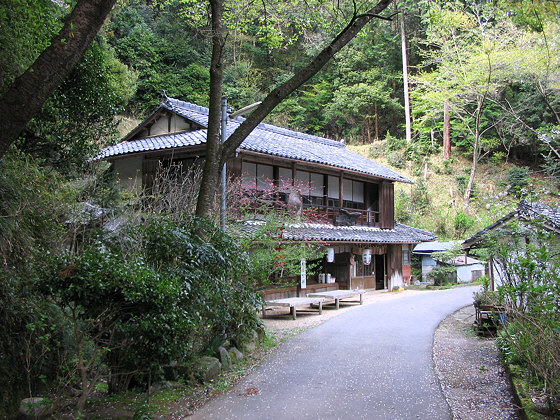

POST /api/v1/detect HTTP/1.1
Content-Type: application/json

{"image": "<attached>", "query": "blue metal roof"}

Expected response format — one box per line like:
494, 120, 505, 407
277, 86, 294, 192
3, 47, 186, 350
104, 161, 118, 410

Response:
95, 96, 412, 184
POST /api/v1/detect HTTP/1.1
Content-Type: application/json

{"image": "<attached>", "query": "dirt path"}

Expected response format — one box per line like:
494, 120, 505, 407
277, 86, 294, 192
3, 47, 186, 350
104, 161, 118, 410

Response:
433, 305, 520, 419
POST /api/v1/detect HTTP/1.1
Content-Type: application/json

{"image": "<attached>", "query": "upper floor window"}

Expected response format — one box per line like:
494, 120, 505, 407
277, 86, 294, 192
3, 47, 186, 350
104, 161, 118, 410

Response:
241, 161, 370, 213
343, 179, 364, 209
241, 162, 273, 190
295, 170, 324, 206
328, 176, 340, 207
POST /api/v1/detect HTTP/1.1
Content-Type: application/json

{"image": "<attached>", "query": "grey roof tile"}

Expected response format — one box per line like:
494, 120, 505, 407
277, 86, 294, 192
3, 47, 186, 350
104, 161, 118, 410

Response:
235, 220, 435, 244
95, 97, 412, 183
462, 200, 560, 248
95, 130, 207, 159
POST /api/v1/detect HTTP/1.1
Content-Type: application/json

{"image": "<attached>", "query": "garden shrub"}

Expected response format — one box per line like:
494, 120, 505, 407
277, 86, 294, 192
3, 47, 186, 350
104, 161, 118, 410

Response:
442, 159, 454, 175
410, 178, 430, 215
453, 210, 475, 238
384, 132, 406, 153
427, 265, 457, 286
41, 216, 263, 401
0, 154, 73, 416
488, 227, 560, 413
386, 151, 407, 169
369, 142, 383, 159
455, 174, 477, 198
394, 190, 413, 224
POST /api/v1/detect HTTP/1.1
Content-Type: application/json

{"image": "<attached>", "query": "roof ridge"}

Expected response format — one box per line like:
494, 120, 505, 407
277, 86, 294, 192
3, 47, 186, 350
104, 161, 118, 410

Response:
164, 96, 345, 149
255, 122, 345, 148
165, 97, 209, 115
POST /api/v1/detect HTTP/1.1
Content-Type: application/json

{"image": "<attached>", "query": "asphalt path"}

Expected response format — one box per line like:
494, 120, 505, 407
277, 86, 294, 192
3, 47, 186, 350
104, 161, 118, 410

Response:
191, 286, 480, 420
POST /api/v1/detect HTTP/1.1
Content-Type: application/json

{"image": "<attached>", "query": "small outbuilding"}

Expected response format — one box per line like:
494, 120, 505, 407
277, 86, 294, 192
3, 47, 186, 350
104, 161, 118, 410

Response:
462, 200, 560, 290
447, 255, 485, 283
413, 240, 485, 283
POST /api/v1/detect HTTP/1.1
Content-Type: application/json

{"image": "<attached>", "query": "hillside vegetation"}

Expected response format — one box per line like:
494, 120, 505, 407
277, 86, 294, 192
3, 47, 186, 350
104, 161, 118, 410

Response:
350, 142, 560, 240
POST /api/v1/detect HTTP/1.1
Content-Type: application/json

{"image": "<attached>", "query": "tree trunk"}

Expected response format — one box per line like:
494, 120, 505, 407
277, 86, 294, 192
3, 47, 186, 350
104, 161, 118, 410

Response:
195, 0, 227, 217
443, 101, 451, 159
0, 0, 117, 158
196, 0, 395, 218
374, 102, 379, 140
463, 96, 484, 209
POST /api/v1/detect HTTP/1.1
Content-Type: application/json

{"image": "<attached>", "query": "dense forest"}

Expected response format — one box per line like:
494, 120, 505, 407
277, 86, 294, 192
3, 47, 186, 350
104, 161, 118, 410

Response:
1, 0, 559, 417
3, 0, 559, 218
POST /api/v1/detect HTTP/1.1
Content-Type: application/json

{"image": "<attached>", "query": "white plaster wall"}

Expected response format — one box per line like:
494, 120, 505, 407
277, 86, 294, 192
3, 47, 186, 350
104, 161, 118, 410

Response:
456, 263, 485, 283
170, 114, 190, 132
389, 271, 403, 289
113, 156, 142, 192
151, 116, 169, 136
421, 255, 437, 282
492, 260, 508, 290
150, 115, 190, 136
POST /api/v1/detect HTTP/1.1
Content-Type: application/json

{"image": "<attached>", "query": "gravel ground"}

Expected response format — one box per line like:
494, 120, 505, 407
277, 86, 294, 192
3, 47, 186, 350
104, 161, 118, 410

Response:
264, 289, 521, 420
433, 305, 520, 420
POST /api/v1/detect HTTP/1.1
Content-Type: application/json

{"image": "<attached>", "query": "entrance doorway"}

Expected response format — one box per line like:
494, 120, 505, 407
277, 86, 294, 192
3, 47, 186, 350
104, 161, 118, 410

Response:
375, 254, 385, 290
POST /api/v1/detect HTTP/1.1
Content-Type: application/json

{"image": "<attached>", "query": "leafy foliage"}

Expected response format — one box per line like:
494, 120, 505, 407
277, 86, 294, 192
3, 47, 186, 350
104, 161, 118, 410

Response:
504, 166, 531, 197
0, 154, 73, 415
453, 210, 475, 238
40, 216, 262, 400
0, 0, 63, 95
427, 265, 456, 286
17, 39, 137, 174
483, 223, 560, 412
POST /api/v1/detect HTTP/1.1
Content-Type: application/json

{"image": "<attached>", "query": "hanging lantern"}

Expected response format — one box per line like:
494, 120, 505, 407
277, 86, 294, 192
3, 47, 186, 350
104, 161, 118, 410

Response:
363, 248, 372, 265
327, 247, 335, 263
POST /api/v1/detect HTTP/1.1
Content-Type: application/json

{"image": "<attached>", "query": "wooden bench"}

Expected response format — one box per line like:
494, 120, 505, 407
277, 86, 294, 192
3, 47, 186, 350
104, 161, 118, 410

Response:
307, 289, 366, 310
262, 297, 325, 320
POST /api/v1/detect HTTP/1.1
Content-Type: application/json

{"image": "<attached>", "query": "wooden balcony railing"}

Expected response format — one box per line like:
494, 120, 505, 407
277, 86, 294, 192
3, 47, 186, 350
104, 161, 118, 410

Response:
304, 204, 380, 227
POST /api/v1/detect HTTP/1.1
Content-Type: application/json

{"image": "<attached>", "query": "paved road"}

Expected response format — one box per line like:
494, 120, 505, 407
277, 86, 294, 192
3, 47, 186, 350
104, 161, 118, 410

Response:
191, 286, 479, 420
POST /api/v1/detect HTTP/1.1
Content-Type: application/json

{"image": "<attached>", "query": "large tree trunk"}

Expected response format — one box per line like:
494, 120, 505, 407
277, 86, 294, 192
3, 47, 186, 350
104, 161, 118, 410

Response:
0, 0, 117, 158
195, 0, 227, 217
443, 101, 451, 159
196, 0, 395, 218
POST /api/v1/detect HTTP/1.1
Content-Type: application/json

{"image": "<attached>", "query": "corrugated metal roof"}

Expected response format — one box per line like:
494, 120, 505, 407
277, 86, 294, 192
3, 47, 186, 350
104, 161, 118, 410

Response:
413, 240, 460, 253
95, 96, 412, 184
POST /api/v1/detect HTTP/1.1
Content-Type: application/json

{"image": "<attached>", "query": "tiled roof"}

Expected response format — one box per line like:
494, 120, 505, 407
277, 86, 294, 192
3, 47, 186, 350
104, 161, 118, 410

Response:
95, 130, 208, 159
518, 200, 560, 228
463, 200, 560, 249
95, 96, 412, 184
235, 220, 435, 244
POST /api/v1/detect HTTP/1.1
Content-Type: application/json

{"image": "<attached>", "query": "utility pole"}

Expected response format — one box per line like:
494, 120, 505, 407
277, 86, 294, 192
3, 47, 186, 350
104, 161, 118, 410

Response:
400, 8, 412, 143
220, 97, 227, 231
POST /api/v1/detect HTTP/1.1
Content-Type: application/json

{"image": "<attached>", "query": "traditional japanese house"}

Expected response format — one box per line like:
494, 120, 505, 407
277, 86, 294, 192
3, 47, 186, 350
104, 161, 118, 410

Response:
95, 95, 435, 296
463, 200, 560, 291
